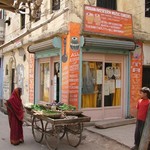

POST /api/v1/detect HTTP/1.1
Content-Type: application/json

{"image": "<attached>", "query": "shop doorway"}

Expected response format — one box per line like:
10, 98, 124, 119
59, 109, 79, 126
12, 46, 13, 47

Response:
82, 53, 125, 120
39, 62, 50, 102
142, 66, 150, 88
11, 69, 15, 93
82, 62, 121, 108
9, 57, 16, 95
53, 62, 60, 102
38, 57, 60, 103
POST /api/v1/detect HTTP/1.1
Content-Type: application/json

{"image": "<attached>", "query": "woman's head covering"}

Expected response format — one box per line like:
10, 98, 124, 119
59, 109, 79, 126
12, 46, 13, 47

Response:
12, 87, 22, 98
7, 87, 24, 121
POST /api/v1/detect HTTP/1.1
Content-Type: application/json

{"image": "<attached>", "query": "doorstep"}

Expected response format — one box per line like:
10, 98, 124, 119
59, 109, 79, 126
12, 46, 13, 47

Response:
95, 118, 136, 129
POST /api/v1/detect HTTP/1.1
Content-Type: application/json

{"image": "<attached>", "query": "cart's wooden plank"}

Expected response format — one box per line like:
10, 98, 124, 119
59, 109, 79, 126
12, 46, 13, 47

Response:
33, 114, 91, 125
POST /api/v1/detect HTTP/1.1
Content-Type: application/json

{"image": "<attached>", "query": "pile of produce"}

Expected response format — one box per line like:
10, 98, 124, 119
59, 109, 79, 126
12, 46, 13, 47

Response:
29, 104, 61, 118
31, 104, 46, 111
46, 101, 64, 107
58, 104, 76, 111
42, 109, 61, 116
58, 104, 82, 116
24, 102, 81, 118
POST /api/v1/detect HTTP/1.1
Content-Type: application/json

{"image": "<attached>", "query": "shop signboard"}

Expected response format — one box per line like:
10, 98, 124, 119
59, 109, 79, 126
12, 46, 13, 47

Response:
61, 23, 80, 108
83, 5, 133, 39
61, 36, 69, 104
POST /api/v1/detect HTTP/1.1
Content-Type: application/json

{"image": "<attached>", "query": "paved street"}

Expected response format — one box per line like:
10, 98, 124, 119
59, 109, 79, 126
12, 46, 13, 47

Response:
0, 111, 131, 150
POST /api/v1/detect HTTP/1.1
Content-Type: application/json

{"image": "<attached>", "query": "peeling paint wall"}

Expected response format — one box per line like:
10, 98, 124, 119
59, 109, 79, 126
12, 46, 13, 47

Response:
118, 0, 150, 41
3, 48, 29, 104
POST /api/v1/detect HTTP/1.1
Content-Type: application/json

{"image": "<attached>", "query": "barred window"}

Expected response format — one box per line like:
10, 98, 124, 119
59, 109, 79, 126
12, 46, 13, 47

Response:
145, 0, 150, 17
97, 0, 117, 10
52, 0, 60, 11
35, 9, 41, 22
20, 10, 25, 29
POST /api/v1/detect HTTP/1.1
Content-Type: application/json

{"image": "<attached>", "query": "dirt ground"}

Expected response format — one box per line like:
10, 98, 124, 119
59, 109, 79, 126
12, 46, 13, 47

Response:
0, 110, 131, 150
73, 129, 130, 150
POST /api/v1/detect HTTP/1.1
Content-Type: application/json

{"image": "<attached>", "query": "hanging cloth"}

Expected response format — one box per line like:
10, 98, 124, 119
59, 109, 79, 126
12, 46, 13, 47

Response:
82, 62, 94, 94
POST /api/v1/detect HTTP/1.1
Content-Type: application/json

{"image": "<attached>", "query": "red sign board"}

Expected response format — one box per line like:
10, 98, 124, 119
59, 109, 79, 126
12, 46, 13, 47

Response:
61, 23, 81, 108
83, 5, 133, 39
130, 42, 143, 116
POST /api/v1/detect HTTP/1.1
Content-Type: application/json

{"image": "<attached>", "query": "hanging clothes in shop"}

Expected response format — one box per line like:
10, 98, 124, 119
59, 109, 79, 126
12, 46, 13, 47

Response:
82, 62, 97, 108
82, 62, 94, 94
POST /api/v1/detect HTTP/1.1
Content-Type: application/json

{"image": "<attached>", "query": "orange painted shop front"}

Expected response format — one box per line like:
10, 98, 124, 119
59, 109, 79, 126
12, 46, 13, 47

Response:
130, 42, 143, 117
60, 22, 135, 121
79, 36, 136, 121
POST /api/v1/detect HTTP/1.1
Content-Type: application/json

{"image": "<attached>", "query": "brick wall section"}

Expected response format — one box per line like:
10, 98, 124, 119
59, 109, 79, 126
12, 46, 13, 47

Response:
29, 54, 35, 103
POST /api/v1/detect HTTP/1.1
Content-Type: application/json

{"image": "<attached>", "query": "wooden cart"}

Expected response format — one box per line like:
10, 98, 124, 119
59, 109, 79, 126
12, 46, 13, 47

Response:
26, 109, 91, 150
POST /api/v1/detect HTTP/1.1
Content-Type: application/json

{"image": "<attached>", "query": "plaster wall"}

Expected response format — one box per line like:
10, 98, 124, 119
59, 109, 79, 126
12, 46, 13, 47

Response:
3, 48, 29, 105
143, 43, 150, 65
118, 0, 150, 41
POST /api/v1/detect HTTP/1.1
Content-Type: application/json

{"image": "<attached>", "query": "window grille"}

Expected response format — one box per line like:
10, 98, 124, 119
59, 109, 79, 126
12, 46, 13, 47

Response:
145, 0, 150, 17
97, 0, 117, 10
52, 0, 60, 11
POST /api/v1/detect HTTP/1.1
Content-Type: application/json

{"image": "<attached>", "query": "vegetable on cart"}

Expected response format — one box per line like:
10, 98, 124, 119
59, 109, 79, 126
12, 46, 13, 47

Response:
24, 102, 91, 150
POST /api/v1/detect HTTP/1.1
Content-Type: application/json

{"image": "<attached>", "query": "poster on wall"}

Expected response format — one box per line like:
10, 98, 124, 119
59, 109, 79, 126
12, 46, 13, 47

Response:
16, 64, 24, 94
96, 70, 102, 84
130, 42, 143, 115
61, 23, 81, 108
61, 37, 69, 104
83, 5, 133, 39
69, 23, 80, 108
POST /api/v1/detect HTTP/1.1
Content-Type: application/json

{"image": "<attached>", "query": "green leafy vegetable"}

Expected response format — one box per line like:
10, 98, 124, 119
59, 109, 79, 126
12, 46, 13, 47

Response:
59, 104, 76, 111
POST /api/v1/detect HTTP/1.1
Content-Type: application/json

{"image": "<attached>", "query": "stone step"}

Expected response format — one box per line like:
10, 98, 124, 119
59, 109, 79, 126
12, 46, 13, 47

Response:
95, 118, 136, 129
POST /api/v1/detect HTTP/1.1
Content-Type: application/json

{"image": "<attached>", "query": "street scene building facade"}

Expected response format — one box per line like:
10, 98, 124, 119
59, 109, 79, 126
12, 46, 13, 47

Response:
0, 0, 150, 121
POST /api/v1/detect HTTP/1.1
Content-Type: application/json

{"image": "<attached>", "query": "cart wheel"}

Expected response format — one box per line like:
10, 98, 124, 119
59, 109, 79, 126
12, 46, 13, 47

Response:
57, 125, 66, 140
32, 116, 44, 143
45, 122, 60, 150
66, 123, 83, 147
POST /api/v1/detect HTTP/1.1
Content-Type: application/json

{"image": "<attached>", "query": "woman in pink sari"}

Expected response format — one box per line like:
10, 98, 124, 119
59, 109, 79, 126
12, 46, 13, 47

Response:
6, 87, 24, 145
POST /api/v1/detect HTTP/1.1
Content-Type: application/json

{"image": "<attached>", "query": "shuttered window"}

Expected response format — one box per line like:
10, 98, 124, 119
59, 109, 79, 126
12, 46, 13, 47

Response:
97, 0, 117, 10
145, 0, 150, 17
20, 10, 25, 29
52, 0, 60, 11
